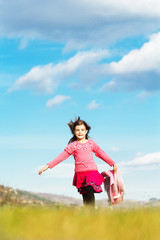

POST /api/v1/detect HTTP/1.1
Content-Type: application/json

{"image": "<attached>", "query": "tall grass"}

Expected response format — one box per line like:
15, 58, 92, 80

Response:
0, 205, 160, 240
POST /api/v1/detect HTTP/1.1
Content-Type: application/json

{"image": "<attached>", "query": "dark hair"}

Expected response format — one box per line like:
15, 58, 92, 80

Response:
67, 116, 91, 144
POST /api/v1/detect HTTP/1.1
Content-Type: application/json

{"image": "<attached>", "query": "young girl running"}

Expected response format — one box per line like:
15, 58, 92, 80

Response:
39, 117, 117, 206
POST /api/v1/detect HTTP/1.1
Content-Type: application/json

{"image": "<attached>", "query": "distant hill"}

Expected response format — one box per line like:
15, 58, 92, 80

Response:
0, 185, 55, 206
35, 192, 82, 206
0, 185, 82, 206
1, 185, 160, 207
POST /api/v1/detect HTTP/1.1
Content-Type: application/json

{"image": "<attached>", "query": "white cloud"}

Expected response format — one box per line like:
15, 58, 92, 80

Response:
46, 95, 70, 108
101, 32, 160, 92
9, 49, 108, 93
109, 32, 160, 74
87, 100, 100, 110
1, 0, 160, 50
100, 80, 117, 92
8, 32, 160, 95
9, 63, 59, 94
119, 152, 160, 167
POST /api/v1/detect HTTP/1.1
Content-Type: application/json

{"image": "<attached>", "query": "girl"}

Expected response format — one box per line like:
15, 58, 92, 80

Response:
39, 117, 117, 207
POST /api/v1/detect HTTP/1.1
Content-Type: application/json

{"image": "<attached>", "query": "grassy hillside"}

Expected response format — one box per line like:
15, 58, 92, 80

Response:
1, 185, 160, 240
0, 205, 160, 240
0, 185, 54, 206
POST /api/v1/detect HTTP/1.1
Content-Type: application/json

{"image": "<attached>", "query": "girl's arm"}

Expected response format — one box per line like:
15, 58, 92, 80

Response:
96, 148, 117, 173
95, 148, 115, 166
39, 150, 71, 175
39, 164, 49, 175
92, 141, 116, 168
47, 150, 71, 169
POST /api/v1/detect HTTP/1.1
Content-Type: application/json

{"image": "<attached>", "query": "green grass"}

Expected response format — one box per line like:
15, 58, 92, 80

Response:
0, 205, 160, 240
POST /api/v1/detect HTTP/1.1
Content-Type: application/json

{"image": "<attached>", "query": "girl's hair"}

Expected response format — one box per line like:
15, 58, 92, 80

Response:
67, 116, 91, 144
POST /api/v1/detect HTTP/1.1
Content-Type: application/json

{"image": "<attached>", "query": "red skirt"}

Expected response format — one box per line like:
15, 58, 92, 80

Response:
73, 171, 105, 194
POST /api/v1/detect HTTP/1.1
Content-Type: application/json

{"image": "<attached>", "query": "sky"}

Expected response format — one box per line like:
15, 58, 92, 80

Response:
0, 0, 160, 202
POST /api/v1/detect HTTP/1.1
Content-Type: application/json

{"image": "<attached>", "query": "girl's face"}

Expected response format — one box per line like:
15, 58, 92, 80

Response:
74, 124, 88, 142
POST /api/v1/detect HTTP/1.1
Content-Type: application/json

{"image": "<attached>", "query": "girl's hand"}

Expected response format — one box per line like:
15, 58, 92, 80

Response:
39, 165, 49, 175
113, 164, 117, 174
39, 169, 43, 175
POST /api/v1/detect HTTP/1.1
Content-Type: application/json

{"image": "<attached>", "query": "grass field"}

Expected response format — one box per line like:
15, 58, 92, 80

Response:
0, 205, 160, 240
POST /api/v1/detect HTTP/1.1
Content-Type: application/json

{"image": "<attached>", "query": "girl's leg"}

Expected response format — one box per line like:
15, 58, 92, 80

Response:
82, 185, 95, 207
82, 193, 88, 205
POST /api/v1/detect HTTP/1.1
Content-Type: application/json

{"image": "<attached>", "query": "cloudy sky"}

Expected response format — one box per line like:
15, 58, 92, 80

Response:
1, 0, 160, 202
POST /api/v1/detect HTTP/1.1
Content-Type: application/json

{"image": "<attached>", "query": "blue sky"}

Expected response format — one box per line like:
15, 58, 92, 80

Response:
0, 0, 160, 202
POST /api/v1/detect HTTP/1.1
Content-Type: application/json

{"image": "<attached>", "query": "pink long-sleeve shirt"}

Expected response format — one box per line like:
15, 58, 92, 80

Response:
47, 139, 115, 173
